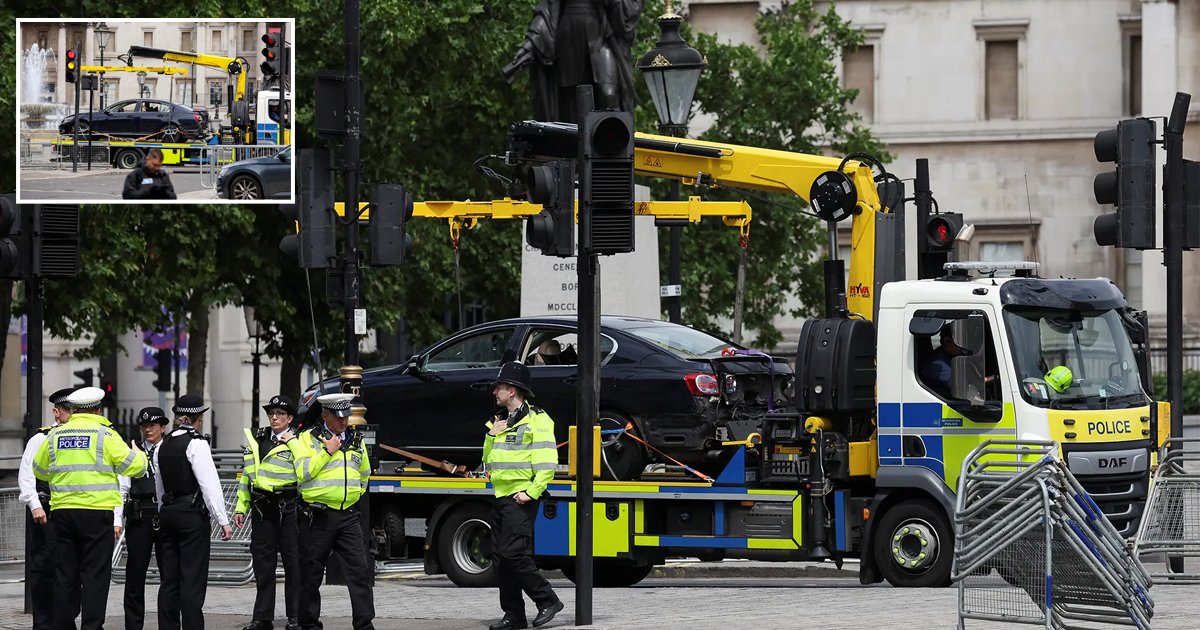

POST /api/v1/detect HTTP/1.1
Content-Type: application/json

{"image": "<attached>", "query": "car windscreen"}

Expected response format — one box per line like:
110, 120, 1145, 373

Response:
624, 324, 737, 359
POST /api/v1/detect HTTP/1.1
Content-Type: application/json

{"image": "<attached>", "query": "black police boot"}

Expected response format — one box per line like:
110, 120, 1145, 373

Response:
285, 619, 301, 630
489, 616, 529, 630
241, 622, 272, 630
532, 600, 564, 627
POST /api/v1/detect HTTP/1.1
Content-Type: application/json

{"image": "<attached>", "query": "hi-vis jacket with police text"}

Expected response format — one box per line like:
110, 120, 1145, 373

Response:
33, 413, 147, 510
483, 404, 557, 499
235, 427, 299, 514
287, 427, 371, 510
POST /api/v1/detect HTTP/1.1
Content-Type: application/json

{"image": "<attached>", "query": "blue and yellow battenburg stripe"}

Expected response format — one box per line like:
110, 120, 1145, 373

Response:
876, 402, 1019, 490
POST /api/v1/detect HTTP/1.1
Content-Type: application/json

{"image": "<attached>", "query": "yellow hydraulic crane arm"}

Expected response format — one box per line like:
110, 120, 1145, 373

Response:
335, 198, 752, 247
125, 46, 247, 102
81, 65, 189, 76
631, 130, 884, 319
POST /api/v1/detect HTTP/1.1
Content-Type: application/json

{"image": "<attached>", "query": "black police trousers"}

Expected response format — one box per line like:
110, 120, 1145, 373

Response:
27, 505, 80, 630
490, 496, 558, 621
53, 508, 115, 630
123, 507, 161, 630
157, 502, 210, 630
250, 494, 302, 623
298, 504, 375, 630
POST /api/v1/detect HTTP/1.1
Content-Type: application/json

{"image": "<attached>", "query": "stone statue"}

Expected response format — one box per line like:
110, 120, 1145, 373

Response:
503, 0, 643, 123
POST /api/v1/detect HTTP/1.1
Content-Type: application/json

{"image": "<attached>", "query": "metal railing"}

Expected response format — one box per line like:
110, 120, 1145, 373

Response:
1149, 347, 1200, 375
0, 487, 25, 569
1133, 438, 1200, 582
199, 144, 283, 191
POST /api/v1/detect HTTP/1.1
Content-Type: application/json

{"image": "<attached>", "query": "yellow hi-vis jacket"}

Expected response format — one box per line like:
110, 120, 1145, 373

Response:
483, 404, 557, 499
288, 427, 371, 510
33, 413, 147, 510
235, 427, 299, 514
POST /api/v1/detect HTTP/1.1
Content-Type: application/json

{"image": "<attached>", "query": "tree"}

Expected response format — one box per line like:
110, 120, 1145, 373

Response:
631, 0, 888, 349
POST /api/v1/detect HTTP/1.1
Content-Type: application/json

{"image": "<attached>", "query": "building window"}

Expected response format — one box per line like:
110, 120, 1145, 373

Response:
243, 29, 254, 52
211, 29, 223, 52
181, 30, 193, 51
70, 30, 86, 51
966, 224, 1039, 276
37, 30, 49, 49
1122, 248, 1143, 308
978, 241, 1025, 276
143, 31, 153, 48
1128, 34, 1142, 116
985, 41, 1019, 120
208, 80, 223, 107
176, 79, 193, 105
843, 45, 875, 123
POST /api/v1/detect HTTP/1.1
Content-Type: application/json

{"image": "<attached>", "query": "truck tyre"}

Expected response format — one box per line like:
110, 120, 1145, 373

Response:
383, 506, 406, 559
114, 148, 142, 170
436, 502, 497, 588
598, 410, 648, 481
562, 563, 653, 588
873, 499, 953, 588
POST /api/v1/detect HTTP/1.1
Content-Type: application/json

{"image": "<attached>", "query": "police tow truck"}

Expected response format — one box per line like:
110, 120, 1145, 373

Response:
356, 124, 1167, 589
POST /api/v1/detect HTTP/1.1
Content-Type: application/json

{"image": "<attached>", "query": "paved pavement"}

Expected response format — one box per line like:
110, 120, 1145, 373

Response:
19, 166, 226, 201
1, 560, 1196, 629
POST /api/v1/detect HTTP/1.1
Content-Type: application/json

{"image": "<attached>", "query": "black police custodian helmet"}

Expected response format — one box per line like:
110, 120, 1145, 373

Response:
490, 361, 535, 398
262, 394, 297, 416
137, 406, 170, 425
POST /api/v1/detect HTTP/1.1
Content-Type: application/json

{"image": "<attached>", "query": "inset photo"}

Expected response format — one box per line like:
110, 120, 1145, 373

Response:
16, 19, 294, 203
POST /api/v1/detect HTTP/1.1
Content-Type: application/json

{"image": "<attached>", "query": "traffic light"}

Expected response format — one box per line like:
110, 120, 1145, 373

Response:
64, 49, 78, 83
1184, 159, 1200, 250
34, 205, 80, 278
368, 184, 414, 266
525, 160, 576, 257
261, 33, 282, 78
99, 353, 118, 409
1093, 118, 1157, 249
578, 109, 635, 255
280, 149, 335, 268
925, 212, 964, 253
0, 194, 29, 279
152, 348, 172, 392
73, 367, 94, 388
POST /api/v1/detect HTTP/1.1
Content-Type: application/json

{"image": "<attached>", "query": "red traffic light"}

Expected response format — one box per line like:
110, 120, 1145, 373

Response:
65, 49, 77, 60
261, 33, 278, 47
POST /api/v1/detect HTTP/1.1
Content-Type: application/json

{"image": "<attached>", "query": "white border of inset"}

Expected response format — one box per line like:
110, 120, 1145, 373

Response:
15, 17, 296, 205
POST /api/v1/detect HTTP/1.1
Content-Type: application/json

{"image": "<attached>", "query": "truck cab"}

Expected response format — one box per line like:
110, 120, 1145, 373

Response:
865, 268, 1153, 585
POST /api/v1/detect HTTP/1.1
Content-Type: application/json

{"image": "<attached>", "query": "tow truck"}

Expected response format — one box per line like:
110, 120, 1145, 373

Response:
333, 124, 1167, 588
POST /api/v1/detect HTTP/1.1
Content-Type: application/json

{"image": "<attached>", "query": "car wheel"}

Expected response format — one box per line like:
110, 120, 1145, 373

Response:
70, 120, 91, 139
114, 149, 142, 170
160, 122, 181, 143
436, 502, 497, 588
229, 175, 262, 200
598, 410, 649, 481
873, 499, 953, 588
562, 563, 653, 587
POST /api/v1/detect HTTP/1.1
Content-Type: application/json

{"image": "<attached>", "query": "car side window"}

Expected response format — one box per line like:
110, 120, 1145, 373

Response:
142, 102, 158, 112
423, 328, 516, 372
108, 101, 134, 113
521, 328, 615, 367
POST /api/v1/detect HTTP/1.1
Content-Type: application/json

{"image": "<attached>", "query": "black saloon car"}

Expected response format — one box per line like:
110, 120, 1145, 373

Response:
216, 146, 292, 200
58, 98, 208, 142
300, 316, 793, 480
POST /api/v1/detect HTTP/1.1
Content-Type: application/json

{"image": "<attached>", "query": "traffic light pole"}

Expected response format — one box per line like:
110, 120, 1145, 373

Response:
1163, 92, 1189, 574
21, 207, 42, 616
575, 84, 596, 627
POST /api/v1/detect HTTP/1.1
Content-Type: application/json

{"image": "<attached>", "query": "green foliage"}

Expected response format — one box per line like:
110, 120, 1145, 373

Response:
632, 0, 888, 349
1152, 370, 1200, 414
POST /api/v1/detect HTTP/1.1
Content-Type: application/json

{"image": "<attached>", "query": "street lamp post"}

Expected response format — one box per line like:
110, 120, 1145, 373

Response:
95, 22, 112, 109
137, 71, 148, 99
636, 3, 704, 325
243, 305, 265, 431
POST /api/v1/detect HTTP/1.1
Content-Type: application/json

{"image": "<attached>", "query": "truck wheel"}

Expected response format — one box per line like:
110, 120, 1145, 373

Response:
436, 502, 497, 588
873, 499, 953, 587
383, 506, 406, 559
562, 564, 653, 587
599, 411, 648, 481
114, 149, 142, 170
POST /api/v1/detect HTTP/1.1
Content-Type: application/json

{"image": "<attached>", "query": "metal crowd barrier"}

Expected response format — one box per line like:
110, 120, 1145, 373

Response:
1133, 437, 1200, 582
199, 144, 283, 191
112, 450, 255, 586
0, 487, 25, 570
952, 440, 1154, 629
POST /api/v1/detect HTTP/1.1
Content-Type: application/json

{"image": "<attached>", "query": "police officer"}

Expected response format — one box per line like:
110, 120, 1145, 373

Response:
17, 387, 77, 630
235, 395, 303, 630
32, 386, 148, 630
484, 362, 563, 630
118, 407, 170, 630
156, 394, 233, 630
289, 393, 374, 630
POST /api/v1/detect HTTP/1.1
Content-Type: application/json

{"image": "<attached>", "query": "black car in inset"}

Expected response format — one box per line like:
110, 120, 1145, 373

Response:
300, 316, 793, 480
58, 98, 209, 142
216, 146, 292, 200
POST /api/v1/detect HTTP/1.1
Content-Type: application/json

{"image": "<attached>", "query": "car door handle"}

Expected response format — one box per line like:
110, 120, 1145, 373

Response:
470, 380, 492, 391
563, 375, 579, 385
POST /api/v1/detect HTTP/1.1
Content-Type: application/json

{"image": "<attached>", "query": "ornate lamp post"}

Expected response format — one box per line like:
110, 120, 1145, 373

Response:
94, 22, 112, 109
636, 3, 704, 324
243, 305, 265, 431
